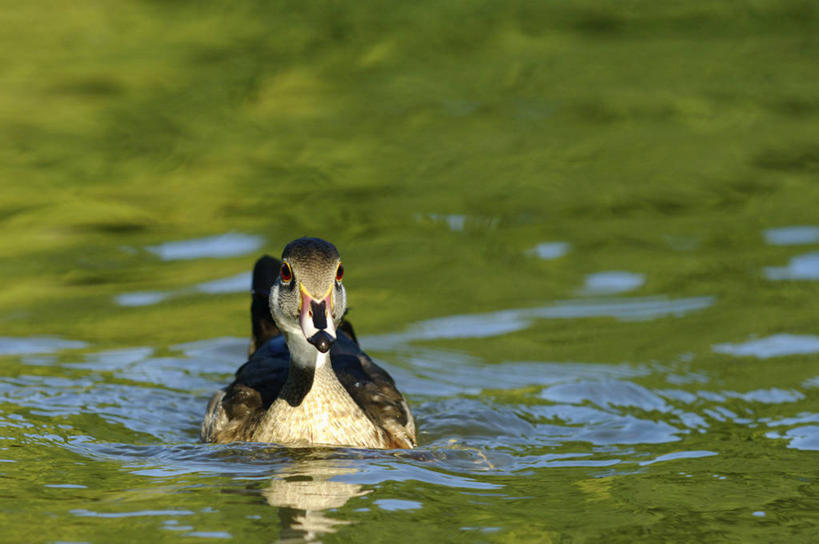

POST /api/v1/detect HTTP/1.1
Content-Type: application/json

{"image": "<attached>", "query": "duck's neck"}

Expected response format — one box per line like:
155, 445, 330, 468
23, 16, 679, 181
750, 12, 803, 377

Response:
280, 333, 332, 407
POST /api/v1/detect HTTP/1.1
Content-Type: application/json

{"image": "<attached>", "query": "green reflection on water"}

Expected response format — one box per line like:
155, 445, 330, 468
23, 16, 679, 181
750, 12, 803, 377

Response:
1, 0, 818, 542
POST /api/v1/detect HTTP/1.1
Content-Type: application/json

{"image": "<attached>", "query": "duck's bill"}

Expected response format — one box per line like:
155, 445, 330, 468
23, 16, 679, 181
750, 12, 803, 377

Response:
299, 285, 336, 353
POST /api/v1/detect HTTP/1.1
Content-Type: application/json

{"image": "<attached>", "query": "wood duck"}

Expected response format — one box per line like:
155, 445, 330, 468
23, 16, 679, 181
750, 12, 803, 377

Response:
201, 237, 416, 449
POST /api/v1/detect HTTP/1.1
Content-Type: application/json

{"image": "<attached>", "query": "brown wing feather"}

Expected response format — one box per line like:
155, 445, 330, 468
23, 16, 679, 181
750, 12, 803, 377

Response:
201, 339, 289, 443
330, 333, 416, 448
201, 385, 265, 443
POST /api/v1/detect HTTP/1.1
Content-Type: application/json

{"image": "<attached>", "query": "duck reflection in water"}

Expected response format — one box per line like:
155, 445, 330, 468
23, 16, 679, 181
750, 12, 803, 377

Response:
263, 454, 368, 543
202, 237, 416, 449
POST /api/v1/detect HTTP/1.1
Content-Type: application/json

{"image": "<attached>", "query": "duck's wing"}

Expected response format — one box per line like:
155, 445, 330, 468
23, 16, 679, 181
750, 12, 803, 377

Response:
231, 336, 291, 408
249, 255, 282, 356
330, 334, 416, 449
200, 338, 289, 443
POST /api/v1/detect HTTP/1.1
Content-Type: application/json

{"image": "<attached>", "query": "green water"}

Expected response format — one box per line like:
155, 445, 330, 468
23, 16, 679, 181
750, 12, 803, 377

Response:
1, 1, 818, 542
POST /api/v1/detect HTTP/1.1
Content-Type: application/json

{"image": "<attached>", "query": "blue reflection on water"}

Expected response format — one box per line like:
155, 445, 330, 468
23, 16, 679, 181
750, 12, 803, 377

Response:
0, 336, 87, 355
529, 242, 570, 260
195, 272, 252, 294
765, 426, 819, 451
764, 251, 819, 280
764, 226, 819, 246
580, 271, 645, 295
146, 233, 264, 261
115, 292, 170, 307
115, 272, 252, 307
713, 334, 819, 358
364, 296, 713, 351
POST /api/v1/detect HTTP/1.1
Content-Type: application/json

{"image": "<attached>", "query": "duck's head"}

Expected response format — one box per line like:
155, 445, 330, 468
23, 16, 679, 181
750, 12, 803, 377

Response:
270, 238, 347, 358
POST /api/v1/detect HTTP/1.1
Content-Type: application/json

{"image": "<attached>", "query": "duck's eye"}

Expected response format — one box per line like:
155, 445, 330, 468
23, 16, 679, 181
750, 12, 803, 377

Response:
280, 262, 292, 283
336, 263, 344, 282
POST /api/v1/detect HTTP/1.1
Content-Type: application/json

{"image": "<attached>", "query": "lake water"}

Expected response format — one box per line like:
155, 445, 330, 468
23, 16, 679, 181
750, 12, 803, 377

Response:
1, 1, 818, 542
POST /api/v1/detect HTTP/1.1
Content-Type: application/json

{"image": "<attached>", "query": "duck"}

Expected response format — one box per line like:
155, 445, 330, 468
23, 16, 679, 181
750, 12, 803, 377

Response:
201, 237, 416, 449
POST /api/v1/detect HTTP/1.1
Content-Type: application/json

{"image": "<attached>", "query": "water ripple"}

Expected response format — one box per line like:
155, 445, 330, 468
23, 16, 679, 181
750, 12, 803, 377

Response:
764, 226, 819, 246
764, 251, 819, 280
638, 450, 717, 466
115, 273, 253, 307
364, 295, 714, 350
529, 242, 571, 260
540, 380, 671, 412
0, 336, 87, 356
713, 334, 819, 358
765, 426, 819, 451
580, 271, 645, 295
0, 296, 814, 519
146, 233, 264, 261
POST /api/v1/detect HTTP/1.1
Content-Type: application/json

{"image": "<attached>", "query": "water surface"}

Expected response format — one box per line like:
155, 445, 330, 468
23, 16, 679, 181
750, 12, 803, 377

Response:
1, 1, 818, 542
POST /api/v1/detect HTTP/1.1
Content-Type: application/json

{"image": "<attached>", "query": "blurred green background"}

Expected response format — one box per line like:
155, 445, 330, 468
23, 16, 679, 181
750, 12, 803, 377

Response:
1, 1, 819, 542
2, 0, 817, 349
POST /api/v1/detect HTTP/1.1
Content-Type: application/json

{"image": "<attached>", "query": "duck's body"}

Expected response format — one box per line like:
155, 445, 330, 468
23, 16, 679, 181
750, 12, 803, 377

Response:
201, 330, 415, 448
201, 238, 415, 449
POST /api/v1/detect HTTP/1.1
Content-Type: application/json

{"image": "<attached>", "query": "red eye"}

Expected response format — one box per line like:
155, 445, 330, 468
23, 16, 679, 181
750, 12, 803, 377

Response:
336, 263, 344, 282
280, 262, 292, 283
